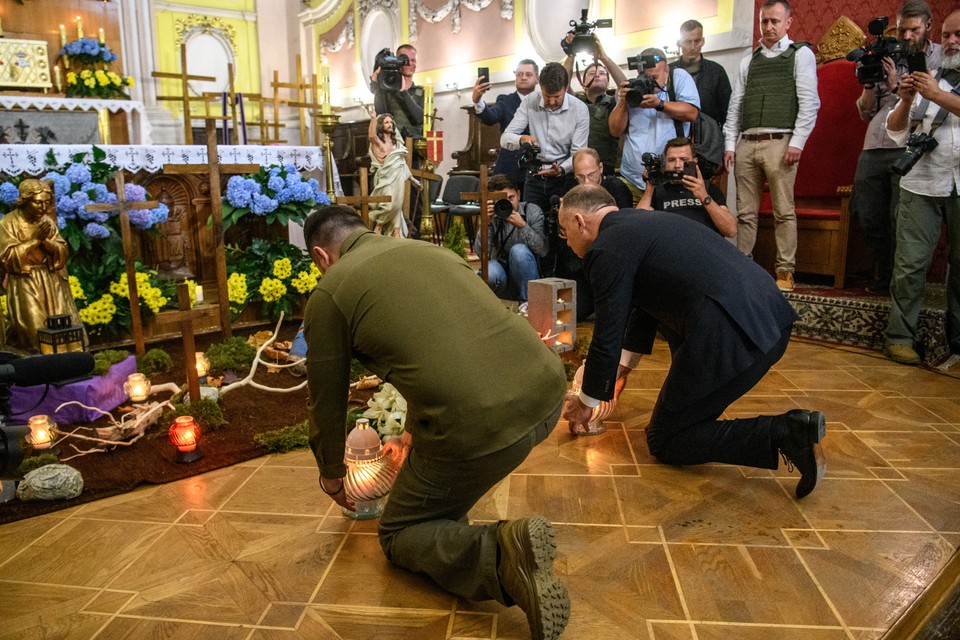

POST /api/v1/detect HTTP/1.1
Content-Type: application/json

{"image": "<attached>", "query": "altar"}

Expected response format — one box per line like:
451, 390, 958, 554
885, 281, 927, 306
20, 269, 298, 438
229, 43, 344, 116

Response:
0, 96, 150, 145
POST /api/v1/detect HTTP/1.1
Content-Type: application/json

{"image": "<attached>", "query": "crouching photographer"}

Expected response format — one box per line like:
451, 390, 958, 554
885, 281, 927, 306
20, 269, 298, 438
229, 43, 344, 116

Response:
882, 9, 960, 366
637, 137, 736, 237
473, 174, 548, 312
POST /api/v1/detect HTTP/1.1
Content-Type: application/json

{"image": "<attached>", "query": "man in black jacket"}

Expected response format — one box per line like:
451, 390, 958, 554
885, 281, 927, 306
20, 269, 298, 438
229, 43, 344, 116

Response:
557, 184, 827, 499
670, 19, 732, 128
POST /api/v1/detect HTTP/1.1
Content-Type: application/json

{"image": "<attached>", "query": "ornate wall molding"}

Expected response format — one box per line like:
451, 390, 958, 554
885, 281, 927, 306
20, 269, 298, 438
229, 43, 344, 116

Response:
407, 0, 513, 43
358, 0, 400, 29
174, 15, 238, 52
320, 13, 355, 53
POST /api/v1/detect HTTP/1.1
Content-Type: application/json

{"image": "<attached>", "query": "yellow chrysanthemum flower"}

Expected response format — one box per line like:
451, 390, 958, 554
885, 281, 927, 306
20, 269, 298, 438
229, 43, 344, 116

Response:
227, 272, 248, 306
290, 271, 318, 294
272, 258, 292, 280
68, 275, 86, 300
258, 277, 287, 303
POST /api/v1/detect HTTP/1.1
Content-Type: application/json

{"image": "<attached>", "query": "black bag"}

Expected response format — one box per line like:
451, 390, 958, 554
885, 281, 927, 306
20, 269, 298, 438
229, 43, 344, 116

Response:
668, 69, 724, 179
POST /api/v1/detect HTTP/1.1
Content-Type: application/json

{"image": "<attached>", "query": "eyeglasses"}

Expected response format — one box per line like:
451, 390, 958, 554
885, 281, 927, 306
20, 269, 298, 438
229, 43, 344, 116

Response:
575, 169, 601, 184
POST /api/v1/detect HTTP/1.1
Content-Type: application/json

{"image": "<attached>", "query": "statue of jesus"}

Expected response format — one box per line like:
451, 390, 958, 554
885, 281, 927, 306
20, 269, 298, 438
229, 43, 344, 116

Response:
0, 179, 87, 353
367, 108, 418, 237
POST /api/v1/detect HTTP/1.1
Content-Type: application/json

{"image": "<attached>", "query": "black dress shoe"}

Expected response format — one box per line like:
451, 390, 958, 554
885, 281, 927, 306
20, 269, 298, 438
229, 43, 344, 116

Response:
778, 410, 826, 499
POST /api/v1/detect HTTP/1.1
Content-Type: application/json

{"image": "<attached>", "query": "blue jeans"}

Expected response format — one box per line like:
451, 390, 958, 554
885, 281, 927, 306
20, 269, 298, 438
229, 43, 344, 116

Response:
886, 188, 960, 351
290, 324, 307, 358
484, 244, 540, 302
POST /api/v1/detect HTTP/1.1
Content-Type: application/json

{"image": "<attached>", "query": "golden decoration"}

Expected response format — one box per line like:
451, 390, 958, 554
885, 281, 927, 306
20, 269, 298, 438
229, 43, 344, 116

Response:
0, 39, 52, 89
174, 15, 237, 52
816, 16, 866, 65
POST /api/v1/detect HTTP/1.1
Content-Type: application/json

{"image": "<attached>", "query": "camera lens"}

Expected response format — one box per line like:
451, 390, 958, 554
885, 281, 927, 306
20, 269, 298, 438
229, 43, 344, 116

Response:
494, 199, 513, 218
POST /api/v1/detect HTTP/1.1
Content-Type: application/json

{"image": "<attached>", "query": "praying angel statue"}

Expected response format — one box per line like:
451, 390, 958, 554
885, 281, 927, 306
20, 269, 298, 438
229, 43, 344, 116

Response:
367, 105, 419, 237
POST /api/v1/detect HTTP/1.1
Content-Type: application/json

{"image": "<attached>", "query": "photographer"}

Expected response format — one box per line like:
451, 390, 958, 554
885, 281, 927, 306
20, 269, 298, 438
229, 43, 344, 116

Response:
637, 137, 736, 237
472, 174, 548, 311
371, 44, 424, 143
882, 9, 960, 366
610, 48, 700, 204
852, 1, 942, 294
561, 34, 628, 174
472, 60, 540, 189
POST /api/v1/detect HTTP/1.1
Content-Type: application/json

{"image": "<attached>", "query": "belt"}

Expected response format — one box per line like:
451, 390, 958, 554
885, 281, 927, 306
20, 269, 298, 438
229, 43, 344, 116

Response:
741, 133, 787, 141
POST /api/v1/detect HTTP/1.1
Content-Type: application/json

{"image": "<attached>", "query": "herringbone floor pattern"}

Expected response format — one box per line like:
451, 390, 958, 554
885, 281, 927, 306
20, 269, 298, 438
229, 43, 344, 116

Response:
1, 338, 959, 639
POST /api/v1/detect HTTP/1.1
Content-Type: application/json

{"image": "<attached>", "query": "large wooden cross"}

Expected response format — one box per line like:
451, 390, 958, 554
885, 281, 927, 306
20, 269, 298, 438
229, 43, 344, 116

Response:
271, 56, 317, 145
83, 170, 161, 356
152, 45, 219, 145
163, 119, 260, 340
404, 136, 442, 242
155, 283, 216, 403
337, 167, 391, 228
462, 166, 510, 282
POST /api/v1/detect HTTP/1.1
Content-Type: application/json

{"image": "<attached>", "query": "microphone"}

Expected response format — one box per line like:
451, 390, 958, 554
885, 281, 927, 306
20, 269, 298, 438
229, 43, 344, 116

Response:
0, 352, 96, 387
549, 195, 561, 210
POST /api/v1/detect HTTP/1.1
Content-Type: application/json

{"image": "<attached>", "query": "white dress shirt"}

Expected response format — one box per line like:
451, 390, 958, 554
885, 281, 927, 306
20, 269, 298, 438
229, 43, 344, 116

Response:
501, 91, 589, 175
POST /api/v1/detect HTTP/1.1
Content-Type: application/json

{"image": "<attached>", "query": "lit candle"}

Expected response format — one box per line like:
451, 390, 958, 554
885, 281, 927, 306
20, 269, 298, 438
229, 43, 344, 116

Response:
59, 24, 67, 47
124, 373, 151, 403
195, 352, 209, 383
320, 63, 331, 115
195, 284, 204, 304
76, 16, 83, 39
53, 66, 62, 93
28, 415, 54, 450
422, 79, 434, 137
98, 28, 105, 44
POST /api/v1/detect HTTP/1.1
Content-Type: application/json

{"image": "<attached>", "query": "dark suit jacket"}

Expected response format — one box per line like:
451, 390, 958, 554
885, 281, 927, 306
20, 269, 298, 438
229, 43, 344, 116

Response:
582, 211, 797, 402
477, 92, 526, 185
670, 57, 732, 128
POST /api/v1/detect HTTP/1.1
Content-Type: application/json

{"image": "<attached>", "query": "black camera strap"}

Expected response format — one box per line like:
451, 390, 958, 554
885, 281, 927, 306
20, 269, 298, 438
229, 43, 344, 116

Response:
909, 68, 960, 136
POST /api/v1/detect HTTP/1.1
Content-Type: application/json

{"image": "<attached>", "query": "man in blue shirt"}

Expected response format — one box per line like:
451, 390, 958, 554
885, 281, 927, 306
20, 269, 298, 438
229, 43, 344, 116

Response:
610, 48, 700, 203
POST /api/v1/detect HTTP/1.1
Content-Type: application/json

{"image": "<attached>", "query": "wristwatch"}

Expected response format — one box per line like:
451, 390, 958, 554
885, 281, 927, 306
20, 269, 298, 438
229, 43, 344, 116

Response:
656, 99, 666, 112
702, 196, 713, 206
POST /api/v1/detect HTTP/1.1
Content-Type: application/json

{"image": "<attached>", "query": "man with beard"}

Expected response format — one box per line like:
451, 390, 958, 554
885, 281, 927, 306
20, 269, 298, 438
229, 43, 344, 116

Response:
472, 60, 540, 189
882, 9, 960, 365
367, 109, 416, 237
852, 0, 942, 294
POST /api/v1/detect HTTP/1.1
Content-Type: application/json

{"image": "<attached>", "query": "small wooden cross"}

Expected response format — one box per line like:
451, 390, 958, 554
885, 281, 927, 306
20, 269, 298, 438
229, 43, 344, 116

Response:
163, 118, 260, 340
152, 44, 218, 145
337, 167, 391, 228
461, 166, 510, 283
84, 170, 160, 356
155, 283, 217, 403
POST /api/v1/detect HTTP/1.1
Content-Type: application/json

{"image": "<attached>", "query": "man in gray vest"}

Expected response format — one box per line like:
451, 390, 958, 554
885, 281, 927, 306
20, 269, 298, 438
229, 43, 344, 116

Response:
723, 0, 820, 292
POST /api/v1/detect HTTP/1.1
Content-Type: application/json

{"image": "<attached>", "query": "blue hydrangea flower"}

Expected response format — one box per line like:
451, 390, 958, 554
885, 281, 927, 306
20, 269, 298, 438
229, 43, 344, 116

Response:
57, 215, 66, 229
129, 210, 151, 229
0, 182, 18, 206
44, 172, 72, 197
225, 175, 255, 208
315, 190, 331, 206
124, 183, 147, 202
269, 167, 282, 177
250, 194, 278, 215
149, 203, 169, 227
285, 172, 302, 188
267, 176, 285, 192
65, 163, 91, 185
83, 222, 111, 239
283, 163, 298, 175
56, 195, 78, 217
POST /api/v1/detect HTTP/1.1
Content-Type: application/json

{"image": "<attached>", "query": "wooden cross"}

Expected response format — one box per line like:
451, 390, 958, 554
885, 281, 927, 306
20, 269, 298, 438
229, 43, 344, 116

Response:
154, 283, 216, 403
83, 170, 160, 356
163, 119, 260, 340
243, 93, 287, 145
152, 44, 218, 145
337, 167, 391, 228
404, 136, 441, 242
461, 166, 510, 283
271, 56, 316, 145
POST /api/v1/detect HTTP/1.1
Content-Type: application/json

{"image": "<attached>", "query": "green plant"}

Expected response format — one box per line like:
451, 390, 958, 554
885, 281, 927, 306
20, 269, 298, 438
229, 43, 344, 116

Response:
137, 348, 174, 375
563, 361, 578, 382
92, 349, 131, 376
166, 398, 226, 432
254, 421, 309, 453
205, 337, 257, 375
443, 219, 468, 259
226, 238, 318, 319
575, 335, 592, 359
17, 454, 60, 476
350, 358, 369, 382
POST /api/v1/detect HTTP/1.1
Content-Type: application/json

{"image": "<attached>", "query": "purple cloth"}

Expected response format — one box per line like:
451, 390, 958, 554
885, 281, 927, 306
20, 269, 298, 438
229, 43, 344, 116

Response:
10, 356, 136, 425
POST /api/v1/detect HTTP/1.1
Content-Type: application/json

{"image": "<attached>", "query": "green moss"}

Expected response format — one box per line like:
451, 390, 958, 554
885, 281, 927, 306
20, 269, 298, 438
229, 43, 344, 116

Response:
137, 348, 174, 375
563, 361, 578, 382
254, 421, 309, 453
93, 349, 131, 376
574, 335, 591, 359
350, 359, 369, 382
443, 218, 468, 260
166, 398, 226, 432
17, 454, 60, 476
205, 337, 256, 375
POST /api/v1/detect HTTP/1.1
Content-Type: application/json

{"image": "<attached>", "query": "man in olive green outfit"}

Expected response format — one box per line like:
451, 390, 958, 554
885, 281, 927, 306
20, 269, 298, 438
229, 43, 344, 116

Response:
302, 205, 570, 640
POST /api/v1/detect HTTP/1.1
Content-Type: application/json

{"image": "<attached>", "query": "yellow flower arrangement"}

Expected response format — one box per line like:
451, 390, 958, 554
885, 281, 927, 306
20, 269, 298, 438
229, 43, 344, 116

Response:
258, 277, 287, 303
78, 293, 117, 326
109, 272, 169, 314
290, 270, 318, 295
69, 275, 86, 300
65, 66, 133, 99
272, 257, 292, 280
184, 279, 198, 307
227, 272, 249, 309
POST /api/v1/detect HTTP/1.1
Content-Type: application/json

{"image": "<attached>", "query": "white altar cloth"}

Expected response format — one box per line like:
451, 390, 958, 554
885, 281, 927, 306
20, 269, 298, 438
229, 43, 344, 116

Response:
0, 96, 151, 144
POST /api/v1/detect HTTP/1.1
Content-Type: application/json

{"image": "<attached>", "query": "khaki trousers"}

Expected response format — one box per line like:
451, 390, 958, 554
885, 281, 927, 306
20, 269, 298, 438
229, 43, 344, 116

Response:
734, 136, 798, 273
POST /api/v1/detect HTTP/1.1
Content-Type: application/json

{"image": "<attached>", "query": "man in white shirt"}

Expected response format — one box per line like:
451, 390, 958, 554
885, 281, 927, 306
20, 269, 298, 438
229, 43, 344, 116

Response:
882, 9, 960, 365
723, 0, 820, 292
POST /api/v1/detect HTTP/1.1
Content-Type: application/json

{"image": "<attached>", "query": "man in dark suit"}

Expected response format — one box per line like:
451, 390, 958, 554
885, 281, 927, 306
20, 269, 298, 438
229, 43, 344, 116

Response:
558, 185, 827, 499
472, 59, 540, 188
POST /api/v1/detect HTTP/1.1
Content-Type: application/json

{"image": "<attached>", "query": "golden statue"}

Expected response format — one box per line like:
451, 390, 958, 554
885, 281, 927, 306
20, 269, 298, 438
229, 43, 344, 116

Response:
0, 179, 87, 353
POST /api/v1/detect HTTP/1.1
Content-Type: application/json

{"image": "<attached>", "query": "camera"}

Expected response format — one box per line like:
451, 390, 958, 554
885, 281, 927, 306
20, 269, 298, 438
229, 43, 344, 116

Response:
641, 153, 695, 186
516, 141, 542, 175
891, 132, 938, 176
493, 199, 514, 219
624, 53, 663, 107
561, 9, 613, 56
374, 48, 410, 92
846, 17, 907, 85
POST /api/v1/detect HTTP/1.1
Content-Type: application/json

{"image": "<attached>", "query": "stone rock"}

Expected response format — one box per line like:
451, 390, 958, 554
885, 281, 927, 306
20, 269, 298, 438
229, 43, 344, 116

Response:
16, 464, 83, 501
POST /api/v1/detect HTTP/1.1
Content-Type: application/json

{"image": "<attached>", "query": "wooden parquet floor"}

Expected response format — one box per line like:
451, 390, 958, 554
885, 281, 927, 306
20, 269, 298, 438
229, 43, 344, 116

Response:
2, 338, 959, 640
